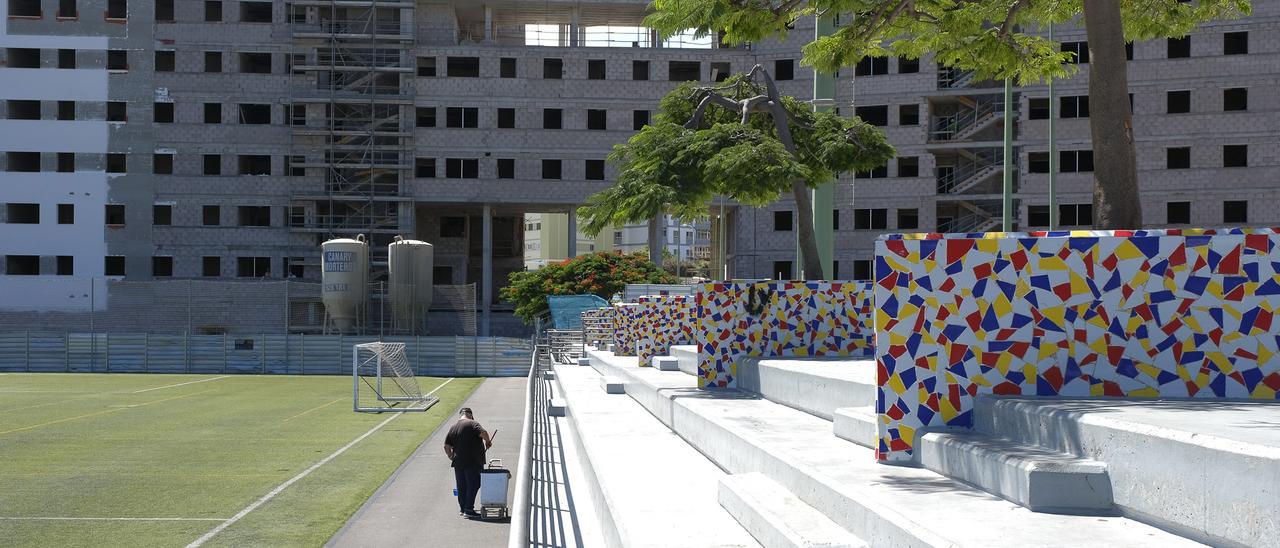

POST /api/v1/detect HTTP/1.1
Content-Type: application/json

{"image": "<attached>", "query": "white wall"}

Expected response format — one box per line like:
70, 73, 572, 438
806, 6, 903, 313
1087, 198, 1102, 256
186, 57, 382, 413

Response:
0, 7, 110, 310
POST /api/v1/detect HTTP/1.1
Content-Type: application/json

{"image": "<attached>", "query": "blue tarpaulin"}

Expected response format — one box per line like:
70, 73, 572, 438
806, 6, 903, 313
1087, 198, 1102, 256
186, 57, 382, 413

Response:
547, 295, 610, 329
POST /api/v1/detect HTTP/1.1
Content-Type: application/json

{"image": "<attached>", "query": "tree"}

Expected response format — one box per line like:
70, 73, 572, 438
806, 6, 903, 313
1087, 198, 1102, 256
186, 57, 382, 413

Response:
579, 68, 894, 279
500, 251, 677, 323
648, 0, 1250, 230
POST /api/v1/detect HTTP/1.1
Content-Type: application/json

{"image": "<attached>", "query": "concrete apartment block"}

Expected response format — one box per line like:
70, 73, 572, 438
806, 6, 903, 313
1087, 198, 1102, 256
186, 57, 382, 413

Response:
1, 0, 1277, 332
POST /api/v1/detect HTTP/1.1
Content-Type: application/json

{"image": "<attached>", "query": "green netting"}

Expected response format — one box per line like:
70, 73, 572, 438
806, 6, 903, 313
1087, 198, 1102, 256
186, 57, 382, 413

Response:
547, 295, 610, 329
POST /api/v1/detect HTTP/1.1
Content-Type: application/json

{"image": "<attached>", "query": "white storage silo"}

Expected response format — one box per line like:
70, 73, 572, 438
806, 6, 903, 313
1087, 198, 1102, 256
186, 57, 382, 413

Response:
388, 236, 434, 331
321, 234, 369, 332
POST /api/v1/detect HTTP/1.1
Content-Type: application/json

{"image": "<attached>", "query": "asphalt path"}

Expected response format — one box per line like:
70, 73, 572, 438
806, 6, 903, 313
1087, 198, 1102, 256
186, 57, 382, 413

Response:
327, 377, 525, 547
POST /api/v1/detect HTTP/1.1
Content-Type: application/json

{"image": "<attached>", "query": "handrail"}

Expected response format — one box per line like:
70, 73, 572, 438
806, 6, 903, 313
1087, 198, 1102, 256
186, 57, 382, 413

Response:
937, 66, 977, 89
929, 96, 1004, 141
940, 213, 1001, 233
506, 343, 539, 548
937, 150, 1003, 194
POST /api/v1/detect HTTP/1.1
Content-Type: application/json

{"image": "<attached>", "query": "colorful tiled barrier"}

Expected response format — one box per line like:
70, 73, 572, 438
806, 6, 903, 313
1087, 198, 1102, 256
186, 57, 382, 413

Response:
874, 228, 1280, 462
635, 295, 696, 366
697, 281, 875, 388
581, 307, 616, 349
612, 303, 641, 356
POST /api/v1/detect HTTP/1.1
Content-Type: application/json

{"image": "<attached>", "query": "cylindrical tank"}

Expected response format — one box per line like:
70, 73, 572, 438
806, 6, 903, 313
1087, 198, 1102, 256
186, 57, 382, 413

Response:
388, 236, 434, 329
321, 234, 369, 331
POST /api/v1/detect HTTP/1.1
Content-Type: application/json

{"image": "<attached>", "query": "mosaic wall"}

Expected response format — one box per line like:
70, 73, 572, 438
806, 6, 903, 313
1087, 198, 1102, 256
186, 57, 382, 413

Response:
635, 295, 696, 366
612, 303, 640, 356
874, 228, 1280, 462
697, 281, 874, 388
581, 307, 616, 349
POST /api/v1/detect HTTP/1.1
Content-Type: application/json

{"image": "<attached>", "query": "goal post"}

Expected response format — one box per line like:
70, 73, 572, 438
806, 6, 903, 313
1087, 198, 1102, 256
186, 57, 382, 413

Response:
352, 342, 438, 413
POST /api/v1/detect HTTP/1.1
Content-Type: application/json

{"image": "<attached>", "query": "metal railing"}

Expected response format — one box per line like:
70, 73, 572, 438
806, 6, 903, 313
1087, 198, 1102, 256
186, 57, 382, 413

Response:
938, 213, 1003, 234
507, 343, 540, 548
929, 96, 1005, 141
937, 66, 977, 89
547, 329, 584, 365
292, 20, 408, 37
936, 149, 1004, 194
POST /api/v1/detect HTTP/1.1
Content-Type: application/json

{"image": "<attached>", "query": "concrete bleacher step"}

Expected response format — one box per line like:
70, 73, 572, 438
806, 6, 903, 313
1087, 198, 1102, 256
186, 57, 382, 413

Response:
976, 396, 1280, 547
586, 349, 1201, 548
599, 376, 625, 394
670, 345, 699, 376
550, 360, 759, 547
832, 406, 877, 449
653, 356, 681, 371
739, 358, 876, 421
719, 473, 868, 548
917, 431, 1113, 513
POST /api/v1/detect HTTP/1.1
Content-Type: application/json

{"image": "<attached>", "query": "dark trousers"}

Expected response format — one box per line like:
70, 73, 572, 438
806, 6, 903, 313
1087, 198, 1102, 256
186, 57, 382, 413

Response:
454, 465, 482, 512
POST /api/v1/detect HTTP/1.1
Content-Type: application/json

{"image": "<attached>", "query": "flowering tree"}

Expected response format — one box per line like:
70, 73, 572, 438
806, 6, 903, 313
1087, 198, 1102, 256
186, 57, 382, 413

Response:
501, 252, 678, 323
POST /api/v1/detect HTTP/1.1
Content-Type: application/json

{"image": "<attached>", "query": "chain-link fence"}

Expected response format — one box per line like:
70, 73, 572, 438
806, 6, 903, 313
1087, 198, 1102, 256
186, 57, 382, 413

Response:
0, 278, 477, 336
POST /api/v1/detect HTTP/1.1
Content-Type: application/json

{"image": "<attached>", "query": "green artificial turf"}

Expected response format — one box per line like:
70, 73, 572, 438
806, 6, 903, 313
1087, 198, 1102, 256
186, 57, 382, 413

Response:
0, 373, 481, 547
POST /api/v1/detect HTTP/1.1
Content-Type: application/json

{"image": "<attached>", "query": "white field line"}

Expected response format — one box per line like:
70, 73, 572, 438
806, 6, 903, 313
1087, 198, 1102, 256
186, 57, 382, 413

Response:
0, 516, 226, 522
282, 397, 345, 422
0, 389, 218, 437
186, 377, 456, 547
132, 376, 230, 394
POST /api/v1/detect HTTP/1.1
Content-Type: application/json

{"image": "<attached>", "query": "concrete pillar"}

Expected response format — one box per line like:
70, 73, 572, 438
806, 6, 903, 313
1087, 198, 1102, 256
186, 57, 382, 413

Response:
483, 5, 493, 43
651, 29, 662, 48
481, 204, 492, 336
566, 209, 578, 258
569, 8, 580, 47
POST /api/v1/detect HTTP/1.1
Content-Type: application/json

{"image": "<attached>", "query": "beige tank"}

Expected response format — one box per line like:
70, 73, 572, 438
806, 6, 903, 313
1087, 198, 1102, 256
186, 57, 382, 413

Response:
321, 234, 369, 331
388, 236, 434, 328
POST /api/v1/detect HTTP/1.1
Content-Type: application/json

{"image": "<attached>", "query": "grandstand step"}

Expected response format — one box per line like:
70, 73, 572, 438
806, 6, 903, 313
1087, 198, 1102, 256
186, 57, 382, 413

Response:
832, 406, 877, 449
600, 376, 625, 394
671, 345, 699, 376
719, 473, 867, 548
917, 431, 1113, 513
739, 358, 877, 421
549, 361, 759, 547
586, 349, 1200, 547
975, 396, 1280, 547
586, 349, 697, 426
654, 356, 681, 371
547, 398, 566, 417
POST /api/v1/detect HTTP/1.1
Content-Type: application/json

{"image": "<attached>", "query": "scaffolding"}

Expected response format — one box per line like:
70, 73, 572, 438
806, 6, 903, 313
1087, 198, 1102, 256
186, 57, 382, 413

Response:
288, 0, 415, 267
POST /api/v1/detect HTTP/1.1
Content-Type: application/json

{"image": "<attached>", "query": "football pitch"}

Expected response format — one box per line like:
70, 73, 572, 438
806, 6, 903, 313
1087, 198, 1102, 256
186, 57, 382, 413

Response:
0, 373, 482, 547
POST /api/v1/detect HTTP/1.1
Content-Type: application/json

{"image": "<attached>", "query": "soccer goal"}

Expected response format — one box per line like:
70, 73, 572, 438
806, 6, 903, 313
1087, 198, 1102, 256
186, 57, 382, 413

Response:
352, 342, 439, 413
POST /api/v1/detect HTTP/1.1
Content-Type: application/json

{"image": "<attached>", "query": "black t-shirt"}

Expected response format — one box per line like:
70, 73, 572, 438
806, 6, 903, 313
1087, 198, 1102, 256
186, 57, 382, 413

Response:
445, 418, 486, 468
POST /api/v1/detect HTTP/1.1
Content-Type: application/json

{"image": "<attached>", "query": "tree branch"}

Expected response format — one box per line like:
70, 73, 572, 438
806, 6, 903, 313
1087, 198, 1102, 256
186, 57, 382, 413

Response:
685, 92, 745, 129
999, 0, 1033, 38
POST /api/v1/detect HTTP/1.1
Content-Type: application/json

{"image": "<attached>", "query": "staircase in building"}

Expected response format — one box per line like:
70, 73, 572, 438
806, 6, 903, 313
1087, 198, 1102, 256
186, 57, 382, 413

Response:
287, 0, 416, 261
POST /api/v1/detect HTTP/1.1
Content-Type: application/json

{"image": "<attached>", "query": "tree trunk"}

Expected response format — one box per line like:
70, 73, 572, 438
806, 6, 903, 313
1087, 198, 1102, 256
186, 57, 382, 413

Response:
647, 214, 664, 270
790, 182, 825, 280
1082, 0, 1143, 229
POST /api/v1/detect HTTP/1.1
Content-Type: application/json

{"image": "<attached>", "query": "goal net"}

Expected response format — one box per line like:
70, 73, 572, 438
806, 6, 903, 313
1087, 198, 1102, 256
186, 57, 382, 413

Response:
352, 342, 438, 413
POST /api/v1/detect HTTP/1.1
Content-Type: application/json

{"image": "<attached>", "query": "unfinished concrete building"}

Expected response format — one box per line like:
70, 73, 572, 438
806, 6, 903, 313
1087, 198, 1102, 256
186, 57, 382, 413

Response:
1, 0, 1277, 334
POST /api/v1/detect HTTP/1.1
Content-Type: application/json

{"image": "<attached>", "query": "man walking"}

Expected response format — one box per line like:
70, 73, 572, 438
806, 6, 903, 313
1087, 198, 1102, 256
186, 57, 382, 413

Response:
443, 407, 492, 518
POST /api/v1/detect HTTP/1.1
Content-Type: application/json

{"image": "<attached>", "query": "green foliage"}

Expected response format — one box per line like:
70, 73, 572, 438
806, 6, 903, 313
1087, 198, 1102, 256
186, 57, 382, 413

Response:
647, 0, 1250, 85
579, 73, 895, 237
500, 252, 678, 323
